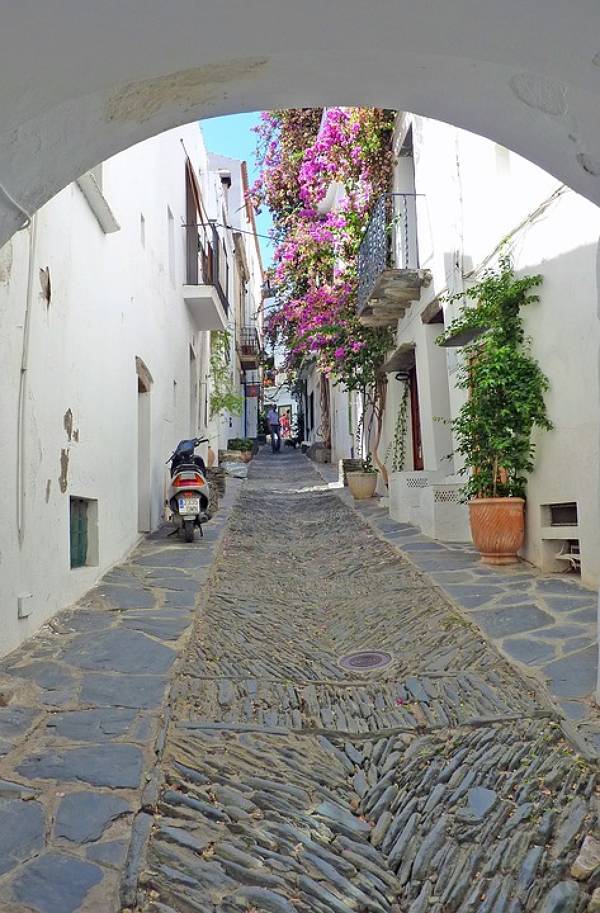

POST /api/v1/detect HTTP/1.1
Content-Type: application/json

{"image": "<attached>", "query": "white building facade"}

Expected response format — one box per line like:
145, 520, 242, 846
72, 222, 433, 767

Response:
0, 123, 262, 658
318, 113, 600, 588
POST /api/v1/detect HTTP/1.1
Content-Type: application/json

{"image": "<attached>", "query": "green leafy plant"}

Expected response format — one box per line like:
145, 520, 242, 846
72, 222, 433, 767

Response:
436, 256, 552, 500
361, 454, 375, 473
209, 330, 243, 418
227, 438, 253, 451
385, 380, 410, 472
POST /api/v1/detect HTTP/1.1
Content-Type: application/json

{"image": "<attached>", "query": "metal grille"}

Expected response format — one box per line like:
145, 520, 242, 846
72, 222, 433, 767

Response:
239, 326, 260, 357
357, 193, 421, 313
434, 488, 463, 503
339, 650, 393, 672
406, 476, 430, 488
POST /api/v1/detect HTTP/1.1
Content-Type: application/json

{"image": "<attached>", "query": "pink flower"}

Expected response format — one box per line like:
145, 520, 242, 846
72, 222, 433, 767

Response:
334, 346, 346, 360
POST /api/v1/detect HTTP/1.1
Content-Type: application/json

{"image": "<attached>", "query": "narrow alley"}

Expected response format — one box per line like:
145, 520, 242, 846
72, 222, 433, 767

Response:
133, 451, 598, 913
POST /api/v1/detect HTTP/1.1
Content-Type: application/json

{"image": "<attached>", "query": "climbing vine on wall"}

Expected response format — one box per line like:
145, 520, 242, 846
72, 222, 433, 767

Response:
209, 330, 243, 418
385, 380, 410, 472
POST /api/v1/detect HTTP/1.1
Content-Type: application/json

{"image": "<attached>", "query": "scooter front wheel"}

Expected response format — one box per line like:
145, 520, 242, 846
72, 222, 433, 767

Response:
183, 519, 195, 543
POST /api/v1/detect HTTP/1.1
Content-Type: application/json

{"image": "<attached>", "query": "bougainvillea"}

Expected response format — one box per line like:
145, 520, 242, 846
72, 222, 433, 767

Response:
252, 107, 395, 393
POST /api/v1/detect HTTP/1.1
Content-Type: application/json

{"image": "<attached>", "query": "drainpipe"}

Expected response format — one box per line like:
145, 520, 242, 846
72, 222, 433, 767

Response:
17, 213, 38, 546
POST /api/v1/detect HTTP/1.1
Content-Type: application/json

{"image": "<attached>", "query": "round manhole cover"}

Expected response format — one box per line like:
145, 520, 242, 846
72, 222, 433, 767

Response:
339, 650, 393, 672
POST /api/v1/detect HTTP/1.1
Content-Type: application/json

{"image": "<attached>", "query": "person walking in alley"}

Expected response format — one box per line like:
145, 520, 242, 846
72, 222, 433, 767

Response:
267, 406, 281, 453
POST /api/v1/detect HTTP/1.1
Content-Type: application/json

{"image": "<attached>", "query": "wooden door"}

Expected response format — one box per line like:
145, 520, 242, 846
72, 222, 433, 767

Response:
409, 366, 424, 470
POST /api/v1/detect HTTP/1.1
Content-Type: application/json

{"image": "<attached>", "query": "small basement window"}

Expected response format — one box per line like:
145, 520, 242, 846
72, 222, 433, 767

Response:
70, 497, 99, 569
542, 502, 579, 528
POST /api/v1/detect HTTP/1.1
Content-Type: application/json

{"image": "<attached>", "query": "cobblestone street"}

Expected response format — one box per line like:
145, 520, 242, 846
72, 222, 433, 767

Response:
0, 450, 599, 912
138, 451, 599, 913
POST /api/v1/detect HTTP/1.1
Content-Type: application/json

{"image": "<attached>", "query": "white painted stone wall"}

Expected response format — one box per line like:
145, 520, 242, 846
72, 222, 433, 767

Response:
3, 1, 600, 254
0, 122, 261, 658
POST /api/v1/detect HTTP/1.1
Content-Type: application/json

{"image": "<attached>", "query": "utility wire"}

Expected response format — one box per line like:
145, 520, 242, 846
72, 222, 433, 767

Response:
182, 220, 274, 242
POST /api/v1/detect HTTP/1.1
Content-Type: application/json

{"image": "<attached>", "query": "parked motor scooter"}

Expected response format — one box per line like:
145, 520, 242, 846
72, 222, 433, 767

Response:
166, 438, 211, 542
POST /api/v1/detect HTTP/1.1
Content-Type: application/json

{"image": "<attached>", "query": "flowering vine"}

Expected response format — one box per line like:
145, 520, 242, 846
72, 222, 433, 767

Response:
252, 107, 395, 401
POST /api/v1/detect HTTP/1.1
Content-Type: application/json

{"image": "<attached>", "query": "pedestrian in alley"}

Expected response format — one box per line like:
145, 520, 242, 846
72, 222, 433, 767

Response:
267, 405, 281, 453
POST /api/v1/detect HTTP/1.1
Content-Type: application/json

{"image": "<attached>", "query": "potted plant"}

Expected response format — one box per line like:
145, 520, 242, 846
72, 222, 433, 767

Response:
347, 455, 379, 500
437, 256, 552, 564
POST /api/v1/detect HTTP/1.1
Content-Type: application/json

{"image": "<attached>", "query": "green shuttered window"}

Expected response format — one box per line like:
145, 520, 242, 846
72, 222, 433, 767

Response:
70, 497, 88, 569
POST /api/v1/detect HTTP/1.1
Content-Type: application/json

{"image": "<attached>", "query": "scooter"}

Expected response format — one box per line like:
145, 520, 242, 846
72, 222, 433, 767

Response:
166, 437, 211, 542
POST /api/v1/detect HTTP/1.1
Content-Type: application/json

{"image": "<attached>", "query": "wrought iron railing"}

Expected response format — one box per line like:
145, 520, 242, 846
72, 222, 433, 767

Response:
357, 193, 421, 313
186, 222, 229, 315
239, 325, 260, 359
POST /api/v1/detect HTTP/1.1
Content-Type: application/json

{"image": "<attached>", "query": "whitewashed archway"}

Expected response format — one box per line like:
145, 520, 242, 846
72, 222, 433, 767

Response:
1, 1, 600, 243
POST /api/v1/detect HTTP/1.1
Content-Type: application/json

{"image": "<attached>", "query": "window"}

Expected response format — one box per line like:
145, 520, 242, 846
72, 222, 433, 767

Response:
167, 206, 175, 285
70, 497, 99, 569
140, 213, 146, 248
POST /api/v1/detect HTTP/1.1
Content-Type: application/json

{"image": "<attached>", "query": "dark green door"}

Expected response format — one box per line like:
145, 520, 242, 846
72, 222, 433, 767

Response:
70, 498, 88, 568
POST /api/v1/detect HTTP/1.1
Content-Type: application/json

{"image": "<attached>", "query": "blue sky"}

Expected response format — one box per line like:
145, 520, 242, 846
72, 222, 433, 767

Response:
201, 112, 273, 266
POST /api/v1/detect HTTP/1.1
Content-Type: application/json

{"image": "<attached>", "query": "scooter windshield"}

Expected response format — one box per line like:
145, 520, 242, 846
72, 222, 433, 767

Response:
175, 440, 196, 455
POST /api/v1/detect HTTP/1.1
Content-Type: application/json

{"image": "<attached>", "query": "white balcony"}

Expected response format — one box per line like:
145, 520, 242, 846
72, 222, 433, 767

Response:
183, 284, 228, 331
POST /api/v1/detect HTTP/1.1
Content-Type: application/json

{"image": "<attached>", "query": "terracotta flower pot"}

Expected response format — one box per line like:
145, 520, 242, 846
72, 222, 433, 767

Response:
468, 497, 525, 565
347, 471, 378, 501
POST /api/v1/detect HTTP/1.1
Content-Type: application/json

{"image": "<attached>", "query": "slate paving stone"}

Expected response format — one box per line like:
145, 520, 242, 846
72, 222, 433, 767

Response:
10, 662, 73, 690
54, 610, 113, 633
0, 706, 39, 738
543, 596, 596, 615
60, 627, 175, 674
86, 838, 129, 868
143, 575, 202, 593
496, 592, 538, 607
444, 584, 504, 608
535, 578, 589, 597
470, 603, 554, 637
537, 624, 590, 640
45, 708, 138, 741
17, 743, 144, 788
567, 606, 597, 624
563, 636, 596, 655
11, 852, 104, 913
560, 701, 591, 721
0, 778, 38, 798
120, 613, 191, 639
95, 583, 155, 610
162, 590, 197, 609
542, 646, 599, 698
0, 798, 45, 875
133, 548, 215, 568
80, 672, 167, 709
502, 636, 557, 664
54, 791, 130, 842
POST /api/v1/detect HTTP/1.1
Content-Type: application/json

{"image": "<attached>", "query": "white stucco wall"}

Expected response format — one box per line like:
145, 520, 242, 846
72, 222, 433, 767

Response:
0, 122, 259, 658
3, 1, 600, 254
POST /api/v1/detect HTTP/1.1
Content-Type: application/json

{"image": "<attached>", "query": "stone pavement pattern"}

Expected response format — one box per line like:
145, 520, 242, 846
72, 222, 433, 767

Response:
314, 461, 600, 751
0, 481, 241, 913
133, 451, 600, 913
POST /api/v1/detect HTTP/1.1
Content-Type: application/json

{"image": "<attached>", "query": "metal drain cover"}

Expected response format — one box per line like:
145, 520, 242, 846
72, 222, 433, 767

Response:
339, 650, 392, 672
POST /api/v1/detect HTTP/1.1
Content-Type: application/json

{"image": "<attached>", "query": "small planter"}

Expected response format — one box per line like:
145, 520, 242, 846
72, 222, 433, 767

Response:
469, 497, 525, 565
339, 458, 364, 487
347, 471, 378, 501
240, 450, 253, 463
